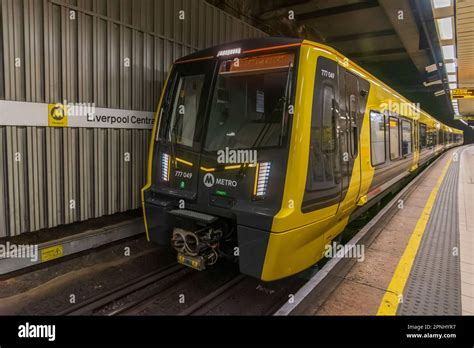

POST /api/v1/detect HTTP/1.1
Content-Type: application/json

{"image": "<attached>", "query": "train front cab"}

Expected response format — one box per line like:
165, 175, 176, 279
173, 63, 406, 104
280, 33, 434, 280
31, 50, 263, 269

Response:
141, 39, 384, 281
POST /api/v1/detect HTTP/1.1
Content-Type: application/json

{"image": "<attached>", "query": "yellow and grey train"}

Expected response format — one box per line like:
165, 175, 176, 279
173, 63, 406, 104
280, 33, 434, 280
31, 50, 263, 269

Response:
141, 37, 463, 281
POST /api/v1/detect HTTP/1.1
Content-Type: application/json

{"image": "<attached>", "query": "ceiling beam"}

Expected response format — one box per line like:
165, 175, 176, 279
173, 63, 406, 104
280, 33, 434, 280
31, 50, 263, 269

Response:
326, 29, 396, 43
297, 0, 379, 21
350, 47, 406, 58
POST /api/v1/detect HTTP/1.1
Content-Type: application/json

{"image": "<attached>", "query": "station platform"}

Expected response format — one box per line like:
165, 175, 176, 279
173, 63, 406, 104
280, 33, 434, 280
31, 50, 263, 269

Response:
0, 211, 144, 276
278, 145, 474, 316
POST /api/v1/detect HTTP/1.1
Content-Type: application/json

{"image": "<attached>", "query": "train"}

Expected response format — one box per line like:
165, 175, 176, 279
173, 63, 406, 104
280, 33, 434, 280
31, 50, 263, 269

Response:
141, 37, 463, 281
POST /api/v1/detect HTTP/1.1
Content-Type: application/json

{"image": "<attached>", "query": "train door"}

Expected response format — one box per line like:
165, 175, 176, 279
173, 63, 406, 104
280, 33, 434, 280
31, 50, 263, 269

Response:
338, 70, 361, 213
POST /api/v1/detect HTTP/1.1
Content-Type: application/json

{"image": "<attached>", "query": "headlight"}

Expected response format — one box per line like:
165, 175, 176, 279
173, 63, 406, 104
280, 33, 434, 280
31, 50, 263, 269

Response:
253, 162, 271, 197
161, 153, 170, 181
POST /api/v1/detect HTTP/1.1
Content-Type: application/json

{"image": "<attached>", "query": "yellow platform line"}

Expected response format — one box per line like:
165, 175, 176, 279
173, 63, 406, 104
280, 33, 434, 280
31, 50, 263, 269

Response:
376, 158, 452, 315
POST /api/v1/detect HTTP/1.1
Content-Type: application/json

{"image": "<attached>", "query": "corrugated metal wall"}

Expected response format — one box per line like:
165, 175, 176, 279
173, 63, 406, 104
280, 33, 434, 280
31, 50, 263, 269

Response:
0, 0, 265, 237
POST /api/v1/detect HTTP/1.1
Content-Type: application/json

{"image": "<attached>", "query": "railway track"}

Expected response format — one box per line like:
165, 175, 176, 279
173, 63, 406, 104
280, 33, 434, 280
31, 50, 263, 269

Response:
177, 274, 246, 315
59, 263, 186, 315
58, 260, 305, 316
56, 218, 371, 316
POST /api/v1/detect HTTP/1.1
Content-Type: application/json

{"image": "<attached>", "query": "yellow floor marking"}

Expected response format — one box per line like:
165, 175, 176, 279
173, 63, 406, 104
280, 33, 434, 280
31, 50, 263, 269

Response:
376, 158, 452, 315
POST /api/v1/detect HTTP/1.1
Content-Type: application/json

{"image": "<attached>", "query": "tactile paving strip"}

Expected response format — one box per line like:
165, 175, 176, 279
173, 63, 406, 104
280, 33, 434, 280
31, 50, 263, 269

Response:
398, 156, 462, 315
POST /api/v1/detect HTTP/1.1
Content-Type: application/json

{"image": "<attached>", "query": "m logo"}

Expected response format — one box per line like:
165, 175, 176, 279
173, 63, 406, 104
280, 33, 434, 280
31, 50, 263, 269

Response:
203, 173, 215, 188
50, 106, 65, 120
48, 104, 68, 127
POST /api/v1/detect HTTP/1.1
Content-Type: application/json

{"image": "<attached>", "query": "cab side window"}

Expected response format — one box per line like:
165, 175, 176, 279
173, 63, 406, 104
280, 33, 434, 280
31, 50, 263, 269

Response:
307, 84, 337, 189
303, 56, 342, 212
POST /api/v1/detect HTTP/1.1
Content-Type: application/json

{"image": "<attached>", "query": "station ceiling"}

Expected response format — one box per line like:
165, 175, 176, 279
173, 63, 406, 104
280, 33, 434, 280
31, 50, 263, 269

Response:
208, 0, 474, 140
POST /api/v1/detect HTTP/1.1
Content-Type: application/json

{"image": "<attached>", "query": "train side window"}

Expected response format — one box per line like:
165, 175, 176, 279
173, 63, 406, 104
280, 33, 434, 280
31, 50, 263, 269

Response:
389, 117, 400, 160
402, 120, 412, 156
420, 123, 427, 149
370, 111, 385, 166
307, 84, 336, 190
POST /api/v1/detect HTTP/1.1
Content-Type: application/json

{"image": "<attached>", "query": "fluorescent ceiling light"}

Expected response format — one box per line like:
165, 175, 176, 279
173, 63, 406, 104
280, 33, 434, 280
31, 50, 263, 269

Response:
448, 74, 457, 82
442, 45, 456, 60
433, 0, 451, 8
437, 17, 453, 40
446, 62, 456, 73
423, 79, 442, 87
449, 83, 457, 89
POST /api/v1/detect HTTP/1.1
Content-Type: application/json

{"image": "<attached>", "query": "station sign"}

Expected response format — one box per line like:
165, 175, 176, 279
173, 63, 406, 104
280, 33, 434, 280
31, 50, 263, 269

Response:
0, 100, 155, 129
451, 88, 474, 99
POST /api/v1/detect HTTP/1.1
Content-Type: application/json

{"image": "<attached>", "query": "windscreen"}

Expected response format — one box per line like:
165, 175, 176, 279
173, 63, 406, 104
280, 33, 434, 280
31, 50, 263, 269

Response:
204, 52, 295, 151
166, 74, 205, 147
